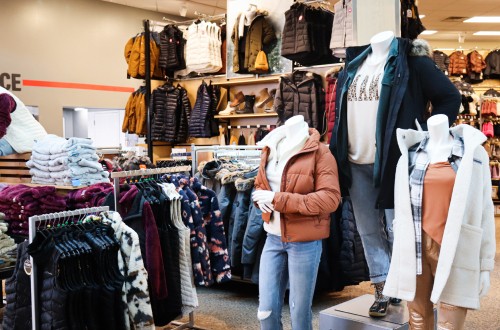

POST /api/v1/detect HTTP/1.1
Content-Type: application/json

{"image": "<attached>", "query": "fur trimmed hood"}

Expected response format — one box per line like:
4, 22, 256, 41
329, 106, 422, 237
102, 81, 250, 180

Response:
235, 177, 255, 192
410, 39, 432, 57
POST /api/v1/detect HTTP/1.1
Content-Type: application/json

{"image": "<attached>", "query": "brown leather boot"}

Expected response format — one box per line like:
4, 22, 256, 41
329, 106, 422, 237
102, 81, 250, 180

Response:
236, 95, 255, 114
230, 91, 245, 107
264, 88, 277, 112
256, 88, 272, 108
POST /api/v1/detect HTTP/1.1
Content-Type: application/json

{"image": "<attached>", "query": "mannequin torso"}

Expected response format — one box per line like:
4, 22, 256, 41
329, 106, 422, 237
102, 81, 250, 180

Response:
426, 114, 454, 163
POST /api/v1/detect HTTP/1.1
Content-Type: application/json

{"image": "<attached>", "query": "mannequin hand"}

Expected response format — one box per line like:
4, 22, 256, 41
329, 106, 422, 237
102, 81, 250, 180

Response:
257, 201, 274, 213
479, 271, 491, 298
252, 190, 275, 204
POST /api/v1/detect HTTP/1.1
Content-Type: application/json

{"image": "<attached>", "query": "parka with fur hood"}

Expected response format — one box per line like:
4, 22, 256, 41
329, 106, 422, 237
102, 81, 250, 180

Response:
384, 125, 495, 309
330, 38, 461, 209
231, 10, 276, 73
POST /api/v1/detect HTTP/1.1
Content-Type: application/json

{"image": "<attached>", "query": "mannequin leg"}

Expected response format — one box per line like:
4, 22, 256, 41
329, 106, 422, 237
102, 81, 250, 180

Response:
348, 163, 392, 282
407, 234, 436, 330
437, 303, 467, 330
287, 239, 322, 330
258, 234, 288, 330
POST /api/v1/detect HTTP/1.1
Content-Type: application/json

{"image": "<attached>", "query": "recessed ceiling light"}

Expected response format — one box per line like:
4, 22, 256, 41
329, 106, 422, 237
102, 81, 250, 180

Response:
473, 31, 500, 36
465, 16, 500, 23
421, 30, 438, 35
419, 14, 425, 19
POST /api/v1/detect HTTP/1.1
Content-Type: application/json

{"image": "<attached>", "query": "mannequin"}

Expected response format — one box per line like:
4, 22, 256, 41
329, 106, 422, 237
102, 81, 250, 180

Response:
252, 115, 341, 330
384, 115, 495, 330
329, 29, 461, 317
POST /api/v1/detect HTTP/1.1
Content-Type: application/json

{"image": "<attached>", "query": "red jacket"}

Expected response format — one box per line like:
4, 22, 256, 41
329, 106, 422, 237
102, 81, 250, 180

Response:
325, 76, 337, 143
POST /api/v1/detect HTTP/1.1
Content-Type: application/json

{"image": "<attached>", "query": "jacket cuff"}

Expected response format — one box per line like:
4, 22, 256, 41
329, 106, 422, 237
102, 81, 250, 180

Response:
481, 258, 495, 271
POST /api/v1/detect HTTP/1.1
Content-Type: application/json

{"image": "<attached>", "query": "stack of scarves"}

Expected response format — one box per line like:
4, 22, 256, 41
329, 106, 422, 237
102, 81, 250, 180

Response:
0, 185, 66, 236
27, 135, 110, 186
66, 182, 113, 210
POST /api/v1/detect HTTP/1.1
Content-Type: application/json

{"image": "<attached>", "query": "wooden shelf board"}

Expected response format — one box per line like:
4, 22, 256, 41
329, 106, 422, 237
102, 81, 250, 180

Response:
215, 113, 278, 119
212, 76, 280, 87
0, 182, 91, 190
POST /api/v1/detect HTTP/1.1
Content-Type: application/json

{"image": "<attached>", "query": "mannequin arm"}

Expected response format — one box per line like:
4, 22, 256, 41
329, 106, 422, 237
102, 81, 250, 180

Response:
416, 56, 461, 127
479, 271, 491, 298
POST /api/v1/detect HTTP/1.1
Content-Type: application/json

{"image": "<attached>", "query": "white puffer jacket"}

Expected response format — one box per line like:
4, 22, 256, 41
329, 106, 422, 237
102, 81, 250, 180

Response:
185, 21, 222, 73
384, 125, 496, 310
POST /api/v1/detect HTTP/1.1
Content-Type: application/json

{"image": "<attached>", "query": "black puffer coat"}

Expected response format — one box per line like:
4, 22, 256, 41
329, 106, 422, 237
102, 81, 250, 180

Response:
189, 81, 217, 138
274, 70, 326, 134
433, 50, 450, 74
159, 25, 186, 71
3, 242, 32, 330
177, 86, 191, 143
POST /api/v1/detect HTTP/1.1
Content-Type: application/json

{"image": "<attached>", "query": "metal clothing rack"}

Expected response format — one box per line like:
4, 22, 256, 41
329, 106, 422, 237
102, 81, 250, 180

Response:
110, 165, 208, 330
191, 144, 263, 176
28, 206, 110, 330
110, 166, 191, 211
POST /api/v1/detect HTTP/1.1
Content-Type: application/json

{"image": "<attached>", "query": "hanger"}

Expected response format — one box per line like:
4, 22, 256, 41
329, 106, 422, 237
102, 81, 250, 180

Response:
248, 3, 257, 11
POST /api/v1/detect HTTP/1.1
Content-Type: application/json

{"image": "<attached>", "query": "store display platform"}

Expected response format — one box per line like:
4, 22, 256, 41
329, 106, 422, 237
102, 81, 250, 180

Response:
319, 294, 411, 330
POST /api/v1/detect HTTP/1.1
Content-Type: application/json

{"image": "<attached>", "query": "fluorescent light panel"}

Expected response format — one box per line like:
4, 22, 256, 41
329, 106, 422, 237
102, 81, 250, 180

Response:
421, 30, 438, 35
473, 31, 500, 36
464, 16, 500, 23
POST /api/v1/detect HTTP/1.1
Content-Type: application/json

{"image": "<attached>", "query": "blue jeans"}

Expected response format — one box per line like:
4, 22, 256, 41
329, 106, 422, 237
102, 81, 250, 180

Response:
0, 138, 14, 156
348, 162, 394, 283
258, 234, 322, 330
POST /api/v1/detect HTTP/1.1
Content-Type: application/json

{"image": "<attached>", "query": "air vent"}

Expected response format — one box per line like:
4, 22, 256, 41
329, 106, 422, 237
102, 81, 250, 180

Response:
442, 16, 469, 22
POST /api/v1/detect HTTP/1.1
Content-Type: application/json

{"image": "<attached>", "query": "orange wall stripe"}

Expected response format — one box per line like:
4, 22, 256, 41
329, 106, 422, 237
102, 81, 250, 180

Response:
23, 79, 135, 93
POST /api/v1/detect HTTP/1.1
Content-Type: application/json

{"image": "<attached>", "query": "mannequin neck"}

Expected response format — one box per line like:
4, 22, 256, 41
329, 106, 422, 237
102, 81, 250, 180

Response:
368, 31, 395, 64
284, 116, 306, 141
244, 8, 257, 23
427, 115, 453, 163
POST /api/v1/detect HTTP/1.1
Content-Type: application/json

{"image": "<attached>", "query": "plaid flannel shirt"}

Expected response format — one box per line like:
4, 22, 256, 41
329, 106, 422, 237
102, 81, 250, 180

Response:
408, 132, 464, 274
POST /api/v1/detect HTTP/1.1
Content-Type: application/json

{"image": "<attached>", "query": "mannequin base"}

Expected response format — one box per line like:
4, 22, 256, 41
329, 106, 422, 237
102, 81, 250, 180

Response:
319, 294, 436, 330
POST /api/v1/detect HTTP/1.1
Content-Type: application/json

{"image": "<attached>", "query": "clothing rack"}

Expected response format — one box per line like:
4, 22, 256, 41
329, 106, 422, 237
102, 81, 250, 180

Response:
191, 144, 262, 176
295, 0, 332, 5
110, 166, 191, 211
28, 206, 110, 330
226, 124, 274, 130
158, 13, 226, 27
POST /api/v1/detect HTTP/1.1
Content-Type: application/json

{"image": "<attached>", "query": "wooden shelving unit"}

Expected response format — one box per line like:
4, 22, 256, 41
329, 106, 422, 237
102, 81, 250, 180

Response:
212, 76, 280, 87
215, 112, 278, 119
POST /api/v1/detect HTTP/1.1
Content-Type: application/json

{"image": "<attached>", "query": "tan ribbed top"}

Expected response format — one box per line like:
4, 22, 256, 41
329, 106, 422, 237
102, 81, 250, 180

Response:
422, 162, 456, 245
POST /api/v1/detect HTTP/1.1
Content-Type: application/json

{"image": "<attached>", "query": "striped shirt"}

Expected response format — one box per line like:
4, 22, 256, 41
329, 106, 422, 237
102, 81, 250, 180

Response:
408, 133, 464, 274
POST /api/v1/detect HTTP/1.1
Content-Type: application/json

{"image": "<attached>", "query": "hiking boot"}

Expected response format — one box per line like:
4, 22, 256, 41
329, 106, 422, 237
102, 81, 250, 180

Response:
236, 95, 255, 114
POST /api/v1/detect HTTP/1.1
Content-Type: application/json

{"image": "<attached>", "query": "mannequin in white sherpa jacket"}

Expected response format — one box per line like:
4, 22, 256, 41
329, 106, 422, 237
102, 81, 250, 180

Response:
384, 115, 495, 329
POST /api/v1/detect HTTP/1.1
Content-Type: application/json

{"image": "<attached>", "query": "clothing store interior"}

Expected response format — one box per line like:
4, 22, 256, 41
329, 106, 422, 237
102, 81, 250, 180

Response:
1, 0, 500, 329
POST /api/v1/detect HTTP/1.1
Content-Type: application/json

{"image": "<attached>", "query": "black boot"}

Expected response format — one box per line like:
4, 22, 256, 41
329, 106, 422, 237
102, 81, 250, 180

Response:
369, 281, 390, 318
236, 95, 255, 114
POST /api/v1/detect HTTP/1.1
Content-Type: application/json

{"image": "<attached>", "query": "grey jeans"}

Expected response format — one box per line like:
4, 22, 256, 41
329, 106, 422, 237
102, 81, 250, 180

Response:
348, 162, 394, 283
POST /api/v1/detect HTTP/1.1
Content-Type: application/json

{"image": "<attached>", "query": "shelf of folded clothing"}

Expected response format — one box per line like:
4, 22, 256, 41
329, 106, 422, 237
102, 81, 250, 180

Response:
214, 113, 278, 119
2, 182, 87, 190
212, 76, 280, 87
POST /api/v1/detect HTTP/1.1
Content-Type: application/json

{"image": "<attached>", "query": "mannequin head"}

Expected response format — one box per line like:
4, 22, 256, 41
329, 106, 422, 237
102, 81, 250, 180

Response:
427, 114, 453, 163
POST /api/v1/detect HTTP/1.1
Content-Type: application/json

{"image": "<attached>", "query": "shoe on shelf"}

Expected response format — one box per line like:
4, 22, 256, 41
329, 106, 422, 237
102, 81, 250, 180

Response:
236, 95, 256, 114
256, 88, 273, 108
264, 88, 277, 113
218, 103, 237, 116
368, 281, 390, 318
230, 91, 245, 107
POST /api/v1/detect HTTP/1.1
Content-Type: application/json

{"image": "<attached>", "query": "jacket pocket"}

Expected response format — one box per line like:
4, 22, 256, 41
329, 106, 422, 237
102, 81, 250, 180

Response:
453, 223, 482, 270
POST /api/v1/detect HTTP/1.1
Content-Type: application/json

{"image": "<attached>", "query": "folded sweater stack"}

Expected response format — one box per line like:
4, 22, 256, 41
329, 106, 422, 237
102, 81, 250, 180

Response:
0, 213, 16, 256
0, 185, 66, 236
27, 135, 110, 186
66, 182, 113, 210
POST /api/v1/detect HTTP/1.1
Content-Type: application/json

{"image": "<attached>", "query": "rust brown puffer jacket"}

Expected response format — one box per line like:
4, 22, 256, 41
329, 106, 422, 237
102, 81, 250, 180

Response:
122, 87, 147, 136
254, 128, 341, 242
124, 33, 161, 79
448, 50, 468, 76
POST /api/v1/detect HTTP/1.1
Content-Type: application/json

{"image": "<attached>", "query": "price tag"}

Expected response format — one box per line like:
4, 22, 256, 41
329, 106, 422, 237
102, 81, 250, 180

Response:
24, 258, 32, 276
71, 178, 81, 187
407, 9, 413, 18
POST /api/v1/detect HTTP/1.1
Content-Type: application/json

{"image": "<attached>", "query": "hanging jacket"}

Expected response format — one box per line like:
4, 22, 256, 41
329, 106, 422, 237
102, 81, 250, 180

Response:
281, 3, 337, 66
330, 38, 461, 209
274, 70, 326, 134
254, 128, 341, 242
241, 187, 264, 268
329, 0, 355, 58
151, 85, 181, 142
448, 50, 468, 76
230, 176, 254, 268
385, 125, 495, 309
467, 50, 486, 82
432, 50, 450, 74
400, 0, 426, 39
484, 49, 500, 78
325, 75, 338, 143
124, 33, 162, 79
177, 86, 191, 143
189, 81, 216, 138
101, 211, 155, 330
122, 87, 147, 136
3, 242, 32, 330
159, 25, 186, 71
231, 11, 276, 73
185, 21, 222, 73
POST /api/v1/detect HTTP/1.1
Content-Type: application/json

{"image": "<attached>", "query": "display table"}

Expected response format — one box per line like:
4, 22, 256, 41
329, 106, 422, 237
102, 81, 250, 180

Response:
319, 294, 411, 330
